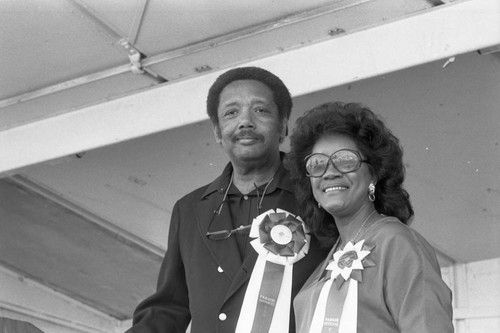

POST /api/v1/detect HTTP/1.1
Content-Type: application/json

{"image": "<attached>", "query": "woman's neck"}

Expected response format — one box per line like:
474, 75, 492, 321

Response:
334, 205, 378, 246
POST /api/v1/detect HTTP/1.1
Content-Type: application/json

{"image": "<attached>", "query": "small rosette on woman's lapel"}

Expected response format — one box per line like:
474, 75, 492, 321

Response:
327, 240, 375, 289
308, 240, 376, 333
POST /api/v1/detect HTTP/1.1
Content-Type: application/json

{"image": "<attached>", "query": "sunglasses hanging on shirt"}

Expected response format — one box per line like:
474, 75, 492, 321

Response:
206, 176, 274, 241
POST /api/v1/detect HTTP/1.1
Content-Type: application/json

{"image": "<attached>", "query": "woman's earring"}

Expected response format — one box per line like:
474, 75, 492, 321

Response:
317, 202, 321, 208
368, 182, 376, 202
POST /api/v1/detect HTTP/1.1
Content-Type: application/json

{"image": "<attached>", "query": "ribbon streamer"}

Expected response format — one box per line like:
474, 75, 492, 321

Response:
308, 276, 358, 333
307, 240, 372, 333
251, 262, 284, 332
235, 209, 310, 333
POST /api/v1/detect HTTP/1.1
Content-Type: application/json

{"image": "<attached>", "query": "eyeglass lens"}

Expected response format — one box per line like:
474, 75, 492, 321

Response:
305, 149, 361, 176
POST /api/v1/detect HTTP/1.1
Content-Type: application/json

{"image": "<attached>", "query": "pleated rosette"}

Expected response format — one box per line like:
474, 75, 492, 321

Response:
235, 209, 310, 333
308, 240, 375, 333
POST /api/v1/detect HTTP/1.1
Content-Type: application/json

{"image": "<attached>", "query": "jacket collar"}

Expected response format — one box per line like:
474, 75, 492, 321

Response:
200, 152, 294, 200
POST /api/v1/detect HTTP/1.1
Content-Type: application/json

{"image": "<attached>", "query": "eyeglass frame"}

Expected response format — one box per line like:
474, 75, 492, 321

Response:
206, 219, 251, 241
304, 148, 370, 178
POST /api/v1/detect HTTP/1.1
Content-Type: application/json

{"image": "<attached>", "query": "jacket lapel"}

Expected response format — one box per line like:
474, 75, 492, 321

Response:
224, 247, 258, 303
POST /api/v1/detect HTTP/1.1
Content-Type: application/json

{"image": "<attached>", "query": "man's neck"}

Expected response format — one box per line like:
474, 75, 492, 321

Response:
231, 154, 281, 194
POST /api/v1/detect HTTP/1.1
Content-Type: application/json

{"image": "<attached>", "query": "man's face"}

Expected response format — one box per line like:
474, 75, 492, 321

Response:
213, 80, 286, 164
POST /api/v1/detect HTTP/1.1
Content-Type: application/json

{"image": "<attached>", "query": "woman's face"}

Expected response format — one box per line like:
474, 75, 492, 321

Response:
309, 134, 374, 218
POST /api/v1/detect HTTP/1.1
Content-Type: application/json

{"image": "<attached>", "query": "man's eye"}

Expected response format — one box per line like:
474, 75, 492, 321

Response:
255, 107, 267, 113
224, 109, 238, 116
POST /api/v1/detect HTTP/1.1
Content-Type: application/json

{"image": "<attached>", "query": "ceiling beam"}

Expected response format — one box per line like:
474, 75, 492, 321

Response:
1, 0, 499, 176
0, 0, 372, 109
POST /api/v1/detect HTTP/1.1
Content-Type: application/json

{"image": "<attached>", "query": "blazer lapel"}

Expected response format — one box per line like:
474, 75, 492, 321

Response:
224, 247, 258, 303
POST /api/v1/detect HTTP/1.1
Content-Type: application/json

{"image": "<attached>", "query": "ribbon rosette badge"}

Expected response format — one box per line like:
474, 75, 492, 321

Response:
258, 211, 307, 257
249, 209, 310, 264
326, 240, 374, 286
237, 209, 310, 333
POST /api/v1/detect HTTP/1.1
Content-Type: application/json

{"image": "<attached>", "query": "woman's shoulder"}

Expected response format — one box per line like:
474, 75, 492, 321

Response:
367, 216, 430, 249
369, 215, 409, 235
366, 216, 440, 265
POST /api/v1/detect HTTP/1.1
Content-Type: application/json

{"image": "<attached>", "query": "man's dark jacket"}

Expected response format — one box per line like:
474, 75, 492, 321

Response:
127, 161, 329, 333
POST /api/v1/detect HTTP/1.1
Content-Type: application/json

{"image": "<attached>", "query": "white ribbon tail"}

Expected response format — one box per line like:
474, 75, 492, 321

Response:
339, 279, 358, 333
235, 256, 266, 333
308, 278, 334, 333
269, 263, 292, 332
235, 255, 293, 333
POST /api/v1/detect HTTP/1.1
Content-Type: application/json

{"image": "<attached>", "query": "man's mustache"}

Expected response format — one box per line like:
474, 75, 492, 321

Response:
233, 130, 264, 142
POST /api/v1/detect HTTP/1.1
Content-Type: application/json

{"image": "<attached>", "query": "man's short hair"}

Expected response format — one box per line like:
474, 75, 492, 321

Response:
206, 67, 293, 128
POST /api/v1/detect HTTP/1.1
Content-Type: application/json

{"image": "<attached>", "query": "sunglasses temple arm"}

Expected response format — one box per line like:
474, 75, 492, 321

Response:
236, 225, 252, 231
230, 224, 252, 236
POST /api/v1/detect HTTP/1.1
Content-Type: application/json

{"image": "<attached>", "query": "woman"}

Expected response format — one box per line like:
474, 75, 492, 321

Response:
285, 102, 453, 332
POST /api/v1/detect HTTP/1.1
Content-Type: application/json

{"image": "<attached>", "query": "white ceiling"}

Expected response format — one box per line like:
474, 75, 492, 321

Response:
1, 0, 499, 324
4, 0, 434, 131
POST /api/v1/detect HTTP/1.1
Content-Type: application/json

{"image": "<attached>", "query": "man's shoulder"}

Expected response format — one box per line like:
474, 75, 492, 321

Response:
177, 177, 220, 203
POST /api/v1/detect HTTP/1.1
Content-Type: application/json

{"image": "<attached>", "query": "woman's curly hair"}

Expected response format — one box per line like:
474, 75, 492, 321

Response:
285, 102, 414, 240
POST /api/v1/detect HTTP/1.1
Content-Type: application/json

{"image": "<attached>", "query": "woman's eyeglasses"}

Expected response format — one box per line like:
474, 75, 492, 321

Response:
304, 149, 369, 177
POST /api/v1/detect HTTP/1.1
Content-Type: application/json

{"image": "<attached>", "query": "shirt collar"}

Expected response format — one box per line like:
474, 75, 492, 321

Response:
201, 152, 294, 199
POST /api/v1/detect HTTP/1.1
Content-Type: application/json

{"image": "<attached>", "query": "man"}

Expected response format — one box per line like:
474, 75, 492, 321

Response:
127, 67, 330, 333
